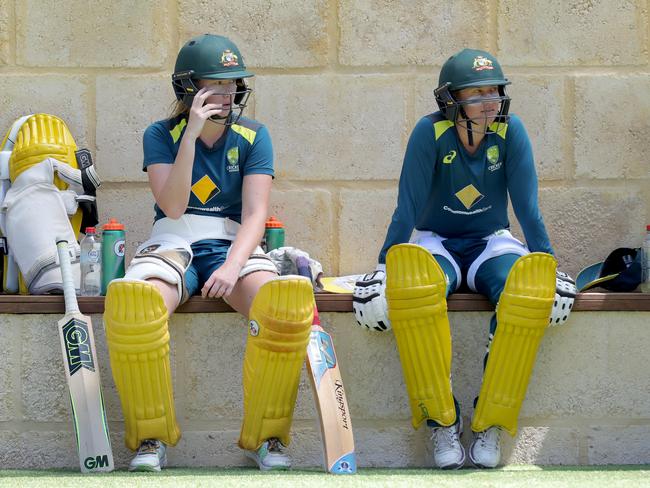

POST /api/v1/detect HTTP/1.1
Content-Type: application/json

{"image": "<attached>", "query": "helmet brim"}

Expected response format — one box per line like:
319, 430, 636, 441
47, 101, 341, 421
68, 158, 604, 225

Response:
451, 78, 511, 90
200, 69, 255, 80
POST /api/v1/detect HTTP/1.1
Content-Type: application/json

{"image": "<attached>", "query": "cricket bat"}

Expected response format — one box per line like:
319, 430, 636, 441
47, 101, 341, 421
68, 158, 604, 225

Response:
56, 239, 114, 473
296, 257, 357, 474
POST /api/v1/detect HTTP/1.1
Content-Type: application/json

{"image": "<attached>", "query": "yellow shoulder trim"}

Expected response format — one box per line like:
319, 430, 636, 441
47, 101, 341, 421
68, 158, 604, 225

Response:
169, 118, 187, 144
231, 124, 257, 145
434, 120, 454, 141
489, 121, 508, 139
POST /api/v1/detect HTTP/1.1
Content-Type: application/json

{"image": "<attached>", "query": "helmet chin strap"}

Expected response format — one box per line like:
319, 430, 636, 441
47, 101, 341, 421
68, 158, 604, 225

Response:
458, 106, 475, 146
207, 111, 232, 125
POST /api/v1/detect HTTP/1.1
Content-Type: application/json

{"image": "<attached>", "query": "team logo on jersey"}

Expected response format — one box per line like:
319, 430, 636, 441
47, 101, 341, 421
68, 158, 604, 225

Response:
443, 150, 457, 164
487, 146, 502, 172
226, 147, 240, 172
191, 174, 221, 205
473, 56, 494, 71
221, 50, 239, 67
487, 145, 499, 164
455, 184, 484, 210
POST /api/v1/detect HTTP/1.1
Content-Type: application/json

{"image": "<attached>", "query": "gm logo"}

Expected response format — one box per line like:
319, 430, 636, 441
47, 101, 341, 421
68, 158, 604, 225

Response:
84, 454, 110, 470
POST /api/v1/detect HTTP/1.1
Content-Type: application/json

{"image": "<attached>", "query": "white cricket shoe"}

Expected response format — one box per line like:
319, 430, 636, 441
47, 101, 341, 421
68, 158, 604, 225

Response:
129, 439, 167, 472
245, 438, 291, 471
429, 418, 465, 469
469, 426, 501, 468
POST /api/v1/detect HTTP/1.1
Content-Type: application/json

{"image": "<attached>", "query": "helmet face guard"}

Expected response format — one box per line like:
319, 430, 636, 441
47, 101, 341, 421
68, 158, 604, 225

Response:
172, 34, 254, 126
434, 82, 511, 142
172, 70, 252, 125
434, 49, 511, 145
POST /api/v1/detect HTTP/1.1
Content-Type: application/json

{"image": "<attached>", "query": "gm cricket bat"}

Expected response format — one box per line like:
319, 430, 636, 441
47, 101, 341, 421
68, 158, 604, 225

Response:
296, 257, 357, 474
56, 239, 114, 473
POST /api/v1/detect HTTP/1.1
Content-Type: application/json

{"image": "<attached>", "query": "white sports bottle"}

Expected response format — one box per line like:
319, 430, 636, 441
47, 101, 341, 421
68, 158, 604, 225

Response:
80, 227, 102, 296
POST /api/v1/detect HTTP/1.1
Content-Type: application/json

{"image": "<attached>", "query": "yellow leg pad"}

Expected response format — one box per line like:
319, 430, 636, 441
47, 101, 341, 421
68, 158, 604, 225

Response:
472, 253, 557, 436
104, 280, 180, 451
238, 276, 313, 450
386, 244, 456, 429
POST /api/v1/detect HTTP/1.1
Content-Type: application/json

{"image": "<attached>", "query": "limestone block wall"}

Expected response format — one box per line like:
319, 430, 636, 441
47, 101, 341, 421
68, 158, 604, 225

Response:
0, 0, 649, 469
0, 0, 646, 276
0, 311, 648, 468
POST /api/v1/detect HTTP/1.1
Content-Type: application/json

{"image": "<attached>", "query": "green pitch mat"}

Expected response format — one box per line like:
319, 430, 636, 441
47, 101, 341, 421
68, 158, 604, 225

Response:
1, 466, 649, 488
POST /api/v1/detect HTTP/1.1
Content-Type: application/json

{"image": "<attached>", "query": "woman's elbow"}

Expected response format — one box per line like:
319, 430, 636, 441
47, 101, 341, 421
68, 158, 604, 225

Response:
158, 203, 186, 220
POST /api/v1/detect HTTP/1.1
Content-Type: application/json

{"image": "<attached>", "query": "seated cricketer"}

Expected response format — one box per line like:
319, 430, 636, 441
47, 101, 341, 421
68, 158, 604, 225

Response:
352, 48, 576, 469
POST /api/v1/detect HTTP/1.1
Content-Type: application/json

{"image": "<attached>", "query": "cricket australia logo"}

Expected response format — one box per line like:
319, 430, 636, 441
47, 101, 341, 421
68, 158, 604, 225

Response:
473, 55, 494, 71
226, 147, 240, 172
221, 49, 239, 67
62, 319, 95, 375
487, 145, 502, 172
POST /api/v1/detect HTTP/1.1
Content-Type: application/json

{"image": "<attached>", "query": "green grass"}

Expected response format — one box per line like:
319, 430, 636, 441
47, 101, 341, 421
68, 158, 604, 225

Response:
1, 466, 649, 488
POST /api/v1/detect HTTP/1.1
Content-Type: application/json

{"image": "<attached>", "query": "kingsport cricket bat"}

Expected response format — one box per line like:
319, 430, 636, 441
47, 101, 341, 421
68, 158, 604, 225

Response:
56, 239, 114, 473
296, 257, 357, 474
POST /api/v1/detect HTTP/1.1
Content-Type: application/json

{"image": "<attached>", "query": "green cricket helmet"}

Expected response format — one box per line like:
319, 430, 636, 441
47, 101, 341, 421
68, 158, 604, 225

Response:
434, 48, 511, 131
172, 34, 254, 124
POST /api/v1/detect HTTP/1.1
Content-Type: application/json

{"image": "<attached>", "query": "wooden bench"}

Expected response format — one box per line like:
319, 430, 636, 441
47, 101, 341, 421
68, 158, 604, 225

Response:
1, 292, 648, 313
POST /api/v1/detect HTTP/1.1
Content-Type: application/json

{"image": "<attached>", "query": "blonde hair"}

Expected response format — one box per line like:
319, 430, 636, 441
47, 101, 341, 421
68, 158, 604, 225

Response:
169, 99, 189, 119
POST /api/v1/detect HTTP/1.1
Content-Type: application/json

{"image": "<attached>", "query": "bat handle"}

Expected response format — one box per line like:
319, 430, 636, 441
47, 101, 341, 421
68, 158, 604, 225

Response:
295, 256, 312, 282
56, 238, 80, 314
295, 256, 320, 326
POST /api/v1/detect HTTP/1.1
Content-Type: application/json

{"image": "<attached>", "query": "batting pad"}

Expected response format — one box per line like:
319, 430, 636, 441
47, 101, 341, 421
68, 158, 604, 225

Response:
385, 244, 456, 429
472, 252, 556, 435
10, 114, 82, 235
239, 276, 313, 450
3, 114, 83, 293
104, 280, 180, 450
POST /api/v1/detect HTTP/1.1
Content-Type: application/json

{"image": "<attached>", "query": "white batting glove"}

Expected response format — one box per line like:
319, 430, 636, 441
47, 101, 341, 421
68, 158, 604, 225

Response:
353, 269, 391, 332
549, 270, 577, 327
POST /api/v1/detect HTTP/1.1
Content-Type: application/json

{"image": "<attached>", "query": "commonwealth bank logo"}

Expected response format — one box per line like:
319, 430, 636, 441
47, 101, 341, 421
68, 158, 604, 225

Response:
455, 184, 484, 210
192, 175, 221, 204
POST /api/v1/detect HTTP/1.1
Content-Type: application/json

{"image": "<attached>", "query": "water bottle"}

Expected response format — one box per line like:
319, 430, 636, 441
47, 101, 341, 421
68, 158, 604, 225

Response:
80, 227, 102, 296
101, 218, 125, 295
641, 224, 650, 293
264, 216, 285, 252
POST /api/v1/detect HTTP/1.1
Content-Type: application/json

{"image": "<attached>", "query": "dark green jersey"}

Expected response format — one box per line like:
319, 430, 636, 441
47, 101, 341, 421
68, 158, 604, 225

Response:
379, 112, 553, 264
143, 115, 274, 223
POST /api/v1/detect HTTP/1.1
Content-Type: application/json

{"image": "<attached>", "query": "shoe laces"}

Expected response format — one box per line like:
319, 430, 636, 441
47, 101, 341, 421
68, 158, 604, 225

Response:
476, 427, 500, 450
431, 424, 460, 451
267, 438, 284, 454
138, 439, 160, 454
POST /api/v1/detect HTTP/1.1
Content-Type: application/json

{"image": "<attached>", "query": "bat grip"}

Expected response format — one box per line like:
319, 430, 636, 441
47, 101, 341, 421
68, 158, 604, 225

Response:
295, 256, 312, 282
56, 239, 80, 314
296, 256, 320, 325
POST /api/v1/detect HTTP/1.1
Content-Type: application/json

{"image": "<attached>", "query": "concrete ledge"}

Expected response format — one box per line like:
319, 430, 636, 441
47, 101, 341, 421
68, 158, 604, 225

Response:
0, 297, 648, 469
0, 292, 648, 314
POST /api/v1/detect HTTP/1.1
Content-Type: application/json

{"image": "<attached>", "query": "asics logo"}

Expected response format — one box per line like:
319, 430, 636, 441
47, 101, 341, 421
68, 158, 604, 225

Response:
443, 150, 457, 164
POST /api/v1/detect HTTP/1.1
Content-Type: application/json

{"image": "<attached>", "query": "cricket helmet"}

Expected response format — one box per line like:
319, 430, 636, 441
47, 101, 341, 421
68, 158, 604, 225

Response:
172, 34, 253, 124
434, 48, 511, 126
